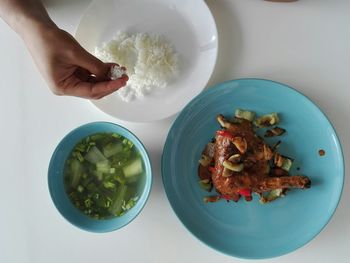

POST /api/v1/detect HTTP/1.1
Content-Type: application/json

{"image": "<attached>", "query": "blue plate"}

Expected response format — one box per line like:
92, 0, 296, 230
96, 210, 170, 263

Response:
162, 79, 344, 259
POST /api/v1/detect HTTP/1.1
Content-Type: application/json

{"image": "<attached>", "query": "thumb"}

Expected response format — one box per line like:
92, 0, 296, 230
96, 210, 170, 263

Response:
75, 48, 110, 81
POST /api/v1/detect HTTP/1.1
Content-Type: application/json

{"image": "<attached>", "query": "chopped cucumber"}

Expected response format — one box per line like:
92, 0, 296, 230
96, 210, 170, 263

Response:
235, 109, 256, 122
281, 158, 293, 171
103, 142, 123, 158
254, 113, 280, 127
260, 189, 284, 204
274, 153, 293, 171
70, 159, 83, 188
96, 160, 111, 173
84, 146, 107, 164
109, 184, 128, 216
123, 158, 143, 178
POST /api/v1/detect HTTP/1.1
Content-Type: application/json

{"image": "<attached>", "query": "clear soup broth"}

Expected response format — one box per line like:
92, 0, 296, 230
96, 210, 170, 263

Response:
63, 133, 145, 220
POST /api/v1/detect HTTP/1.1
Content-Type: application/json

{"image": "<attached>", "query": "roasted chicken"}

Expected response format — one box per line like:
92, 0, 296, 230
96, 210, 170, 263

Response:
198, 114, 311, 203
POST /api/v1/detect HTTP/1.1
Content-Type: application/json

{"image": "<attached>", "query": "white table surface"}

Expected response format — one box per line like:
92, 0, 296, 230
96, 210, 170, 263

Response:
1, 0, 349, 262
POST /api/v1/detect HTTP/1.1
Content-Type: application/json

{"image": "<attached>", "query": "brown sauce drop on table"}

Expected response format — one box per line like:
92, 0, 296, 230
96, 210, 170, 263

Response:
318, 149, 326, 156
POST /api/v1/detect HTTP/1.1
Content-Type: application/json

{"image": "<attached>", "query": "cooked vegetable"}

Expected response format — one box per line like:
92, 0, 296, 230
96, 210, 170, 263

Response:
199, 154, 212, 167
198, 179, 213, 192
103, 142, 123, 158
231, 137, 247, 154
264, 127, 286, 137
263, 144, 274, 160
223, 161, 244, 172
84, 146, 107, 164
259, 189, 284, 204
281, 158, 293, 171
108, 184, 128, 216
254, 113, 280, 127
123, 158, 143, 178
69, 159, 83, 188
217, 115, 227, 128
222, 167, 234, 177
203, 196, 221, 203
228, 154, 241, 163
96, 160, 111, 173
64, 133, 144, 220
274, 153, 293, 171
235, 109, 256, 122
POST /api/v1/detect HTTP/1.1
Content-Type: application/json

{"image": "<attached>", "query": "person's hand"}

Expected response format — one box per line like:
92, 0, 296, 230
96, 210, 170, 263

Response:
23, 24, 128, 99
0, 0, 128, 99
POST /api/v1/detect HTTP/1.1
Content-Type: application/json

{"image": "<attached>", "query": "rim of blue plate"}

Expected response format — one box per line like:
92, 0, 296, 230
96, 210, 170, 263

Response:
48, 121, 153, 233
161, 78, 345, 259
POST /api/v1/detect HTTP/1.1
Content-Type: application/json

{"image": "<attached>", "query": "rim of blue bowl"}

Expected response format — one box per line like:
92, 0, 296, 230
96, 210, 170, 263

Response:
48, 121, 152, 233
161, 78, 345, 259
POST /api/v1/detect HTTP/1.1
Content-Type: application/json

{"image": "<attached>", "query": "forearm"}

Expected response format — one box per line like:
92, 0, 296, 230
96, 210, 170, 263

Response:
0, 0, 56, 38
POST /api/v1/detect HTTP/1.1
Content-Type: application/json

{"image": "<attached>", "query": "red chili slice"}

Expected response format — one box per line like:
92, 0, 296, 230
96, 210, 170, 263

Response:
216, 130, 235, 140
208, 166, 216, 173
238, 188, 252, 197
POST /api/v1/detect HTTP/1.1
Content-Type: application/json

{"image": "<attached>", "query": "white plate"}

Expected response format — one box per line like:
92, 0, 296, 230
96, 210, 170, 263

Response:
75, 0, 218, 122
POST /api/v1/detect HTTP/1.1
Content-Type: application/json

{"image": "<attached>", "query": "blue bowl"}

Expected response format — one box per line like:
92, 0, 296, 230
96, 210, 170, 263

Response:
48, 122, 152, 232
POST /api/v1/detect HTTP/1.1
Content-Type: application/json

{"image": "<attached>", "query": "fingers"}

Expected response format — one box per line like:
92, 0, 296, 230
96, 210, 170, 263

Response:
105, 63, 128, 80
74, 49, 111, 81
59, 29, 116, 81
74, 68, 91, 82
74, 50, 128, 82
63, 75, 128, 99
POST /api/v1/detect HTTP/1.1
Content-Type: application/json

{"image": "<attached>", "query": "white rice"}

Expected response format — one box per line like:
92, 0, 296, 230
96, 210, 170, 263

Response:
110, 65, 126, 80
94, 31, 179, 102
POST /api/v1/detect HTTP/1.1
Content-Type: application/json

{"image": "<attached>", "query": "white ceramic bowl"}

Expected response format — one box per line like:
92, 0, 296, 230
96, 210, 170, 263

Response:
75, 0, 218, 122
